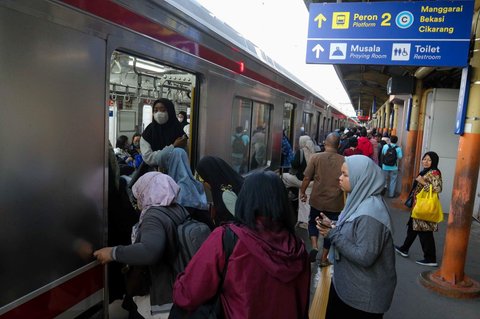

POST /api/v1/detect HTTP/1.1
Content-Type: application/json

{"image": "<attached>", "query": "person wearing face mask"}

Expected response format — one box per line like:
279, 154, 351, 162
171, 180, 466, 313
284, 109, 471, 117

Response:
140, 98, 187, 168
177, 111, 188, 129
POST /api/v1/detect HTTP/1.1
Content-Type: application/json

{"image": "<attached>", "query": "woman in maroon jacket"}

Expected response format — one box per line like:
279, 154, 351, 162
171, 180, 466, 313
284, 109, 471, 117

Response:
172, 171, 310, 318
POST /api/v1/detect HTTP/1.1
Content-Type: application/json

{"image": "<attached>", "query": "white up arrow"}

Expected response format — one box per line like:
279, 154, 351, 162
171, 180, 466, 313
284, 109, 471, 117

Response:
312, 44, 324, 59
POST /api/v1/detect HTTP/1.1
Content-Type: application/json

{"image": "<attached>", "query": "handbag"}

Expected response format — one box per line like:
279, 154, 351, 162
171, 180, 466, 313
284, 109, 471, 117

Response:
169, 226, 237, 319
411, 185, 444, 223
404, 186, 415, 208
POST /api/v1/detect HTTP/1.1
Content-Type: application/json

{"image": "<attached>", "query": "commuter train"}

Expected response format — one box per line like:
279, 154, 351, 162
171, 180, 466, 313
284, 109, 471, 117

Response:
0, 0, 352, 317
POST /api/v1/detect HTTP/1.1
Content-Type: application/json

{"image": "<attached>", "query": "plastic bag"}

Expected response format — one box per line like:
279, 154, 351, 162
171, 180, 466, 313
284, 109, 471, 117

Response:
411, 185, 444, 223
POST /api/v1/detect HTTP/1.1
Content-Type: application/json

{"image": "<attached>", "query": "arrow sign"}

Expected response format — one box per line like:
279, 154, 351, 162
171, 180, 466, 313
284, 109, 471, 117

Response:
314, 13, 327, 28
312, 44, 324, 58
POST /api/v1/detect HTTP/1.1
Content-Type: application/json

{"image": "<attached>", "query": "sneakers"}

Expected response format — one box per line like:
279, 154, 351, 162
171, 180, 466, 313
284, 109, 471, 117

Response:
394, 246, 408, 258
309, 249, 318, 263
415, 259, 438, 267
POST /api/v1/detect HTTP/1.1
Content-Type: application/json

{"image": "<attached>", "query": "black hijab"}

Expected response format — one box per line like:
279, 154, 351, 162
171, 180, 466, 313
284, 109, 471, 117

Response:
419, 151, 440, 176
196, 156, 244, 224
178, 111, 188, 129
142, 98, 185, 151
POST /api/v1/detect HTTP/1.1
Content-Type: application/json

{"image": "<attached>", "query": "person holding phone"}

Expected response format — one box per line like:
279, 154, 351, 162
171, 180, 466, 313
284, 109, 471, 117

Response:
317, 155, 396, 319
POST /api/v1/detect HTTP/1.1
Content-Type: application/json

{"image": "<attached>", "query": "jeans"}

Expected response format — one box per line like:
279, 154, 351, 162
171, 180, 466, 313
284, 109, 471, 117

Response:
308, 207, 340, 249
383, 169, 398, 197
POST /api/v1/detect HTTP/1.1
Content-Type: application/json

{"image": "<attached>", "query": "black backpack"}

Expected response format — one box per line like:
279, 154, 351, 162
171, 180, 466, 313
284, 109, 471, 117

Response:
232, 135, 246, 154
383, 145, 398, 166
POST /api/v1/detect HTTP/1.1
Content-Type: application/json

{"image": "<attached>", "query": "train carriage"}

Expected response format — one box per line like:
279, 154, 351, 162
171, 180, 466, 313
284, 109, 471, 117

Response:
0, 0, 351, 317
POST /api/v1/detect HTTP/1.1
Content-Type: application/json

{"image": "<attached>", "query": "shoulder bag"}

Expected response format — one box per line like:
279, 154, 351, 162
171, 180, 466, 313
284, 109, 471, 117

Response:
411, 185, 444, 223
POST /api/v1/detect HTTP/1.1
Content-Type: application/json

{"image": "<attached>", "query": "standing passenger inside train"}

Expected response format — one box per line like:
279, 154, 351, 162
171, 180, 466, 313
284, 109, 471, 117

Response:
317, 155, 396, 318
231, 126, 249, 174
94, 172, 188, 319
395, 151, 442, 267
140, 98, 187, 168
195, 156, 244, 226
172, 171, 310, 319
176, 111, 188, 129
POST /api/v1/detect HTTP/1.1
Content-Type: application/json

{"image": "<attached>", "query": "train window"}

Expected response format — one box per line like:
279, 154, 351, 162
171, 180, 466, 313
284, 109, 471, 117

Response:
302, 112, 313, 137
108, 51, 196, 156
231, 97, 272, 173
283, 102, 295, 143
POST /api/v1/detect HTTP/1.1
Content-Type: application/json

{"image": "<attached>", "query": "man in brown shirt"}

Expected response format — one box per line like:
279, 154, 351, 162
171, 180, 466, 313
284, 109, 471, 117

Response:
300, 133, 345, 265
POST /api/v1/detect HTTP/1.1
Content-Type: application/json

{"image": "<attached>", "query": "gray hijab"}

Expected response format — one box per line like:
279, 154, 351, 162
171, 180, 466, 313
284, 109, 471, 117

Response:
337, 155, 392, 232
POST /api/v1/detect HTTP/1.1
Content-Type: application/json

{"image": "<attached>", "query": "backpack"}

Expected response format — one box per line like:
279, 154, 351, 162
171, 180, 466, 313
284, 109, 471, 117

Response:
169, 225, 237, 319
383, 145, 398, 166
153, 206, 211, 274
232, 135, 246, 154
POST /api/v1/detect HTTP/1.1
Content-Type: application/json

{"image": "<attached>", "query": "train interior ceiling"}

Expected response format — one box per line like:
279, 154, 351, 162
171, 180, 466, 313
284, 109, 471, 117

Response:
109, 51, 195, 147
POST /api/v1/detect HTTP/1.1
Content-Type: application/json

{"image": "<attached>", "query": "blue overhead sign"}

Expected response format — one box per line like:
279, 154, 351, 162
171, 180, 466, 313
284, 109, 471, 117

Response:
306, 1, 474, 67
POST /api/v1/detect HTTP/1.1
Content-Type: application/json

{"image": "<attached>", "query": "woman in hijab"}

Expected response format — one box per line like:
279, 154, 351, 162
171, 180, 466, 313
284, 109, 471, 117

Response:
317, 155, 396, 318
177, 111, 188, 129
395, 151, 442, 267
172, 171, 310, 318
94, 172, 188, 319
282, 135, 316, 189
141, 98, 187, 167
195, 156, 244, 226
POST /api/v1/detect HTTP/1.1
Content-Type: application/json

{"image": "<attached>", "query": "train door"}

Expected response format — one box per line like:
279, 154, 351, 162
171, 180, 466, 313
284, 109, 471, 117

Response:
230, 97, 272, 173
422, 89, 460, 215
315, 112, 321, 143
302, 111, 313, 137
109, 51, 197, 160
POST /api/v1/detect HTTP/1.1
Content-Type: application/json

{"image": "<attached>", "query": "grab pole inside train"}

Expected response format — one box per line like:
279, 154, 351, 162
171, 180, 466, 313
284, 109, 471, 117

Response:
420, 4, 480, 298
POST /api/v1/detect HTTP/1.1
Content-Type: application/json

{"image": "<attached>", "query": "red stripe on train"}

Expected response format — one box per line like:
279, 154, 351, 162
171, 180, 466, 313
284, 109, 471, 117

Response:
0, 266, 103, 319
59, 0, 304, 100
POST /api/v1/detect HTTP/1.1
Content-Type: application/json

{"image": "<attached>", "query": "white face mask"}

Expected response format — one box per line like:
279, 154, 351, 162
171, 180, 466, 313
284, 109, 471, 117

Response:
154, 111, 168, 124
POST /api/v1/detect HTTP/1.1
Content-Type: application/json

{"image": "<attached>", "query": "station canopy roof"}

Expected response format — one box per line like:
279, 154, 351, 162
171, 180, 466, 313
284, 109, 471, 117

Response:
304, 0, 467, 119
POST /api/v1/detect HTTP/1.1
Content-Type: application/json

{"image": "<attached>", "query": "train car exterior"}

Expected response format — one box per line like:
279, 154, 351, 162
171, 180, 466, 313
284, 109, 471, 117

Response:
0, 0, 350, 317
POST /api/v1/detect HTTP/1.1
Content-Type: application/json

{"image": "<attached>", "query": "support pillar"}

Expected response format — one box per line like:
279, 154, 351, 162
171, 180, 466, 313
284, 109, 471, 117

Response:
413, 89, 433, 174
379, 105, 385, 134
399, 80, 422, 202
420, 7, 480, 298
385, 102, 391, 134
391, 104, 399, 136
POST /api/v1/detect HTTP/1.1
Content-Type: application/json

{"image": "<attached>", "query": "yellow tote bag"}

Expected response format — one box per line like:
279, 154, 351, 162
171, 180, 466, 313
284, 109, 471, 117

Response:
411, 185, 444, 223
309, 265, 332, 319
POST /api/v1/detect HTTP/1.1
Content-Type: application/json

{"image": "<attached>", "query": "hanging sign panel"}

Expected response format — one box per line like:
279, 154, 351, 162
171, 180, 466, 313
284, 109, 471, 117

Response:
306, 1, 474, 66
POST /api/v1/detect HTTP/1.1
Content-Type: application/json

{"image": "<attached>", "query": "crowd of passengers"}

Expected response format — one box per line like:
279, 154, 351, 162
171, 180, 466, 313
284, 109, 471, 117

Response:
95, 99, 442, 319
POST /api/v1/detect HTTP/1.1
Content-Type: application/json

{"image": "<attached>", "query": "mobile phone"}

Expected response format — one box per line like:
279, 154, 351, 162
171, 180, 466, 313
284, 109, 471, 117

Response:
318, 221, 332, 229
